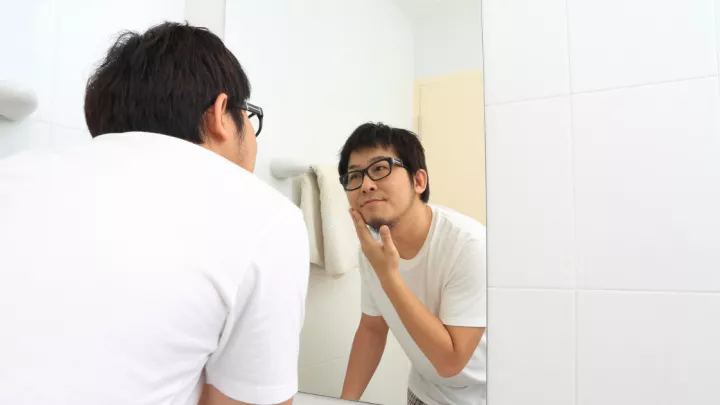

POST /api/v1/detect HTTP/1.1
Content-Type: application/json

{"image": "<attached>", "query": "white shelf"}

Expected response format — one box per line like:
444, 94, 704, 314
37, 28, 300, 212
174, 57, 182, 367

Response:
0, 81, 38, 121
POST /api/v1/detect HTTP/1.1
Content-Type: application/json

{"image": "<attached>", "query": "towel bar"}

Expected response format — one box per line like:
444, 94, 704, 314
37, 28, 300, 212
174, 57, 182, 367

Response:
270, 158, 312, 179
0, 81, 38, 121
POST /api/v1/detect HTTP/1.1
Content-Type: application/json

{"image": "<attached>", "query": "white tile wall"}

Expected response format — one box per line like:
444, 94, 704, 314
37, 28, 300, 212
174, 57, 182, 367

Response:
573, 78, 720, 292
0, 0, 184, 154
487, 289, 576, 405
299, 269, 360, 368
298, 268, 412, 405
567, 0, 717, 93
0, 0, 57, 123
483, 0, 720, 403
486, 97, 575, 289
576, 291, 720, 405
52, 0, 184, 130
0, 120, 53, 159
482, 0, 570, 104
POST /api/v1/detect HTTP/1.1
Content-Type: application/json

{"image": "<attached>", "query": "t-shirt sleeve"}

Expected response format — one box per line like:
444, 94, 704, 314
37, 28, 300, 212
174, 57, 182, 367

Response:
205, 209, 310, 405
359, 253, 382, 317
439, 237, 487, 328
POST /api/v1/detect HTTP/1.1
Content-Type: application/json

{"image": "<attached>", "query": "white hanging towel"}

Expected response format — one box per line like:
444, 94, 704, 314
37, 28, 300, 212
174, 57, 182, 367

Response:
298, 164, 359, 275
299, 171, 324, 266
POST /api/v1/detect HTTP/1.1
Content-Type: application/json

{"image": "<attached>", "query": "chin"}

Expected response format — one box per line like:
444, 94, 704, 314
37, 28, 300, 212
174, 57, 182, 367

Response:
366, 216, 395, 233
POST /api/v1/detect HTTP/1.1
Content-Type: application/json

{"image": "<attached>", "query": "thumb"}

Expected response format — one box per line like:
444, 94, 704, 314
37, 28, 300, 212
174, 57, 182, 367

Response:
379, 226, 398, 255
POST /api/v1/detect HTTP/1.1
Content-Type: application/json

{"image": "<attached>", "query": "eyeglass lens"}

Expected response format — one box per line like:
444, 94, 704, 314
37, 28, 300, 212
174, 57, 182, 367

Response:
343, 159, 392, 190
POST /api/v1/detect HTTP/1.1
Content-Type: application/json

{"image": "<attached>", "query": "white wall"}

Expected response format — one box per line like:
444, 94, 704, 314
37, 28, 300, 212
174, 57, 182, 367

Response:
0, 0, 185, 157
184, 0, 226, 39
398, 0, 483, 79
224, 0, 414, 199
222, 2, 415, 405
483, 0, 720, 404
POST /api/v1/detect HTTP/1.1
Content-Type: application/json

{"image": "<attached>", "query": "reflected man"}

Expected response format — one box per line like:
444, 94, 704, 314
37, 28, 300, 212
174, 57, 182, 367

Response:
339, 123, 487, 405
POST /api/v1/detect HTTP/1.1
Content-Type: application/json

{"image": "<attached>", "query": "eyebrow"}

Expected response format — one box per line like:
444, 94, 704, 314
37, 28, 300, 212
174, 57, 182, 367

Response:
348, 155, 390, 170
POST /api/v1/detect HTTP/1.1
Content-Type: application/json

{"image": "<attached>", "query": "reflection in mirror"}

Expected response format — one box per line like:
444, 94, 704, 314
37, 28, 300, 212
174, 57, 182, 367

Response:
225, 1, 485, 404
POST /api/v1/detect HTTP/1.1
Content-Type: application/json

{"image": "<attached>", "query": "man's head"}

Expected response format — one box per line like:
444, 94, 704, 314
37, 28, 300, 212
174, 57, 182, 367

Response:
84, 22, 258, 171
338, 123, 429, 232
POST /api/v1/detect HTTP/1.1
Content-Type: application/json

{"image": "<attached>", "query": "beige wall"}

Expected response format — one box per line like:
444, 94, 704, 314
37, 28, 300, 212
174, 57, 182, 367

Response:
414, 69, 486, 225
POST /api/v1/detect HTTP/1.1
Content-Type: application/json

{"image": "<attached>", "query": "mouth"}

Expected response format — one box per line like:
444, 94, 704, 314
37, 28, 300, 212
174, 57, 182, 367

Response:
362, 199, 383, 207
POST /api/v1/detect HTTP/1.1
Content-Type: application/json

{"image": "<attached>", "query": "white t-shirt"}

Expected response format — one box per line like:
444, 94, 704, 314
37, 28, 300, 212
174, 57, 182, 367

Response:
360, 204, 487, 405
0, 132, 310, 405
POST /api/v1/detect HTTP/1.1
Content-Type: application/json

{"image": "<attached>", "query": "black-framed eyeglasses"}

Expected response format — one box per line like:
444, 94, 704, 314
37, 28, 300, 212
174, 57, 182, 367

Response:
339, 157, 407, 191
203, 98, 263, 137
241, 101, 263, 137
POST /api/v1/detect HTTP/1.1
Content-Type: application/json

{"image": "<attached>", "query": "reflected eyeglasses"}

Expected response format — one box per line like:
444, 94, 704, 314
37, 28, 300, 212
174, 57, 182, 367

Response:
339, 157, 407, 191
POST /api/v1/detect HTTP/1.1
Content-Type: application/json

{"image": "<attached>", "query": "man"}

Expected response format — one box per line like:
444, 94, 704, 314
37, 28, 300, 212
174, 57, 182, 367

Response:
338, 123, 487, 405
0, 23, 309, 405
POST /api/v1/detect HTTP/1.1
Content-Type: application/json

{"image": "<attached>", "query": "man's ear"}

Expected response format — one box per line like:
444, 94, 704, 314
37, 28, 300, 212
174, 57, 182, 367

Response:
203, 93, 231, 143
413, 169, 428, 196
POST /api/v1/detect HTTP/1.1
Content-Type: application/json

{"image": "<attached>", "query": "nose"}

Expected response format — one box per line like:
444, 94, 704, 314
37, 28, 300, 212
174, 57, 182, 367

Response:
361, 173, 377, 193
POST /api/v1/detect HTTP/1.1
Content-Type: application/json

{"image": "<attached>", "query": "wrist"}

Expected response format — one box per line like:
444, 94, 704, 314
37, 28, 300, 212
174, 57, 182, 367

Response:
378, 268, 402, 288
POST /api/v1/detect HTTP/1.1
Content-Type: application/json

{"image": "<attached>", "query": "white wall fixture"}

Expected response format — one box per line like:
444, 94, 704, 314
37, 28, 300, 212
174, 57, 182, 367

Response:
270, 158, 312, 180
0, 81, 38, 121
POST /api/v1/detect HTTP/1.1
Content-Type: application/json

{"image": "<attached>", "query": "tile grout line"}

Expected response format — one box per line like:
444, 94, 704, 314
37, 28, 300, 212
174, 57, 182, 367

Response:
487, 286, 720, 295
486, 74, 719, 108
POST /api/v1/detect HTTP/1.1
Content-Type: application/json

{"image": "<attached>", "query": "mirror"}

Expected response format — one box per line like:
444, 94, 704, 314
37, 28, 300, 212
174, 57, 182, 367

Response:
225, 1, 486, 404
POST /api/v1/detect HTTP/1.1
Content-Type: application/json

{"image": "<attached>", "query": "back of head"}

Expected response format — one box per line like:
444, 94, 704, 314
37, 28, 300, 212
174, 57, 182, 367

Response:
338, 122, 430, 203
84, 21, 251, 143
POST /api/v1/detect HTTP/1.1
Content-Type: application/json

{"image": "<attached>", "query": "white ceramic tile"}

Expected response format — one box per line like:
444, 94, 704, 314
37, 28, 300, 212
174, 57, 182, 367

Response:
487, 288, 575, 405
485, 97, 575, 288
573, 78, 720, 292
362, 330, 411, 405
577, 291, 720, 405
482, 0, 570, 104
299, 340, 410, 405
50, 125, 91, 150
0, 119, 53, 159
299, 269, 410, 404
567, 0, 716, 93
294, 392, 357, 405
52, 0, 185, 129
309, 265, 334, 288
0, 0, 57, 121
299, 356, 348, 400
299, 269, 362, 368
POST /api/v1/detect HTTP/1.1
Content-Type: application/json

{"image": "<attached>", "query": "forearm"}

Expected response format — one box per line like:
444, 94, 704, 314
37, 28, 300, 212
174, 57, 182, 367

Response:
380, 272, 456, 376
341, 328, 387, 400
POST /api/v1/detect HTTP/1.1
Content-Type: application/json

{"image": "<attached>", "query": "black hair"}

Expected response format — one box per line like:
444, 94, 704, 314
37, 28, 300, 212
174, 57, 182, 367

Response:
338, 122, 430, 203
84, 21, 251, 143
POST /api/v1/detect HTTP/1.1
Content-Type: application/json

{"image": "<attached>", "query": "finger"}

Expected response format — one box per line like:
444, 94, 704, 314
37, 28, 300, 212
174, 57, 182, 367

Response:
379, 226, 399, 255
349, 209, 378, 246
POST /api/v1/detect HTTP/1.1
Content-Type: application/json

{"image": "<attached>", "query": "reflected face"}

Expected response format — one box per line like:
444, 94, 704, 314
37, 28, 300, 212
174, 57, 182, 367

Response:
345, 147, 416, 231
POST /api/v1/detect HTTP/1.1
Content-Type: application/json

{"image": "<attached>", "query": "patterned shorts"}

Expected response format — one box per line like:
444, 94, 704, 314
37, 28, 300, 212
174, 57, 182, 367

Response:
407, 389, 428, 405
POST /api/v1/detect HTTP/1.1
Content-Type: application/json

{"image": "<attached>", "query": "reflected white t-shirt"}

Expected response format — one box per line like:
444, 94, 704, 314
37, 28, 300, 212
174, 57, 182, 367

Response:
0, 132, 309, 405
360, 204, 487, 405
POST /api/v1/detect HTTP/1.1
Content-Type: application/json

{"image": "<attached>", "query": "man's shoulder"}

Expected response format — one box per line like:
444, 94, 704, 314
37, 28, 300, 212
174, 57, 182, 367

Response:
240, 174, 302, 220
430, 204, 486, 244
